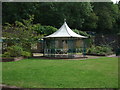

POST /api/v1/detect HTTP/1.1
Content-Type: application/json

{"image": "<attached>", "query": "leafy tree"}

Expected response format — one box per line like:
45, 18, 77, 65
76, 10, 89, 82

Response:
82, 12, 98, 31
33, 24, 57, 36
2, 2, 97, 31
3, 15, 41, 51
73, 29, 91, 37
116, 1, 120, 35
3, 2, 119, 35
93, 2, 119, 34
2, 2, 37, 24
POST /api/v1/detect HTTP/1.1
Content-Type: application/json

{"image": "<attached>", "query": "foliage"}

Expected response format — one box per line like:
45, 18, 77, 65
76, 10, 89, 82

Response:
7, 45, 23, 57
33, 24, 57, 36
3, 2, 120, 35
82, 12, 98, 30
2, 45, 32, 57
21, 51, 32, 57
2, 52, 11, 57
73, 29, 91, 37
73, 29, 94, 48
87, 45, 113, 55
92, 2, 119, 34
2, 57, 118, 88
2, 2, 120, 54
3, 15, 42, 51
43, 26, 57, 36
2, 2, 97, 31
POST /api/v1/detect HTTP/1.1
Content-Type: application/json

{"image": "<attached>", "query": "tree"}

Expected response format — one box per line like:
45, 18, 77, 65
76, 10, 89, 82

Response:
3, 2, 97, 31
115, 1, 120, 35
36, 2, 97, 30
33, 24, 57, 36
3, 2, 119, 34
3, 15, 41, 51
82, 12, 98, 31
93, 2, 119, 34
2, 2, 37, 24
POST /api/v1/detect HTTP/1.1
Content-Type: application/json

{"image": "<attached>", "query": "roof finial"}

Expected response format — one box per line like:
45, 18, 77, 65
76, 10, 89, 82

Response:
64, 18, 66, 22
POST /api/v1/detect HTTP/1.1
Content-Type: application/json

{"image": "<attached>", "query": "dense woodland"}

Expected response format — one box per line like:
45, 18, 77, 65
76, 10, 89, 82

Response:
2, 2, 120, 34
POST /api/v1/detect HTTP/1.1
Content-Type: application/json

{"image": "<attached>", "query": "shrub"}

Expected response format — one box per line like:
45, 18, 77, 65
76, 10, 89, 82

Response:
2, 45, 32, 57
21, 51, 31, 57
87, 45, 113, 55
73, 29, 91, 37
2, 52, 11, 57
34, 24, 57, 36
44, 26, 57, 36
7, 45, 23, 57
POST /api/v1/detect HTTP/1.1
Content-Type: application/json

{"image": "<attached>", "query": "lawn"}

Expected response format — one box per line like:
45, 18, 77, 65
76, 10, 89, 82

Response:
2, 57, 118, 88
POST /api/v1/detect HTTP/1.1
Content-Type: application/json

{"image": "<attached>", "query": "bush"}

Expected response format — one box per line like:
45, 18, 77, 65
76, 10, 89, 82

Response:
21, 51, 31, 57
87, 45, 113, 55
2, 52, 11, 57
7, 45, 23, 57
2, 45, 32, 57
73, 29, 91, 37
34, 24, 57, 36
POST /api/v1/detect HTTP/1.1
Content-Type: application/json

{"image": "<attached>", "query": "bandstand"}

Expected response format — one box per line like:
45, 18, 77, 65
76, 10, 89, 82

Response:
43, 21, 87, 58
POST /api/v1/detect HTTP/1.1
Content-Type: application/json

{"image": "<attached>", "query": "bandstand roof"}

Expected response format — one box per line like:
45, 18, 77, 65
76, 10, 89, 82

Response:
46, 21, 87, 38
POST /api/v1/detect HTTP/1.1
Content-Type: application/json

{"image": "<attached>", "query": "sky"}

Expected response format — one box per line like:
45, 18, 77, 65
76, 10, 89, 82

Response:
111, 0, 119, 3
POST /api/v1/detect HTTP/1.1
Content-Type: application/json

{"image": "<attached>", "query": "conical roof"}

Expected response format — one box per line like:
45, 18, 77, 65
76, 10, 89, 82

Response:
46, 22, 87, 38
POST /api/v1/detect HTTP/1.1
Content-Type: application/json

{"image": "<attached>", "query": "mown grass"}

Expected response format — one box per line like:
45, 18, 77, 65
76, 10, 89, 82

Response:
2, 57, 118, 88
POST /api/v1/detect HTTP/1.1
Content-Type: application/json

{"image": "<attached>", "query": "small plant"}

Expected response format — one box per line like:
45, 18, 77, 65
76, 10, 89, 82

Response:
87, 45, 113, 55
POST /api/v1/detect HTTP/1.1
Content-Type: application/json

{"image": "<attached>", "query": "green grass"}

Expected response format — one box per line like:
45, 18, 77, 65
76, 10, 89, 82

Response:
2, 57, 118, 88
